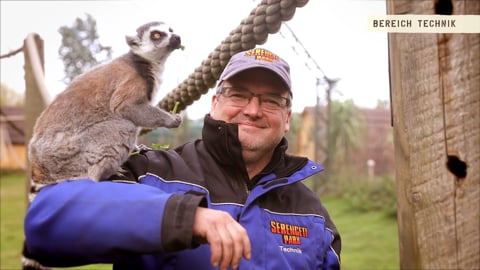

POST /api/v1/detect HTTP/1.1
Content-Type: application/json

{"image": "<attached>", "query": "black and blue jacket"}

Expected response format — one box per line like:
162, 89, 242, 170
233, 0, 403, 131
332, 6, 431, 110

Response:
25, 115, 341, 269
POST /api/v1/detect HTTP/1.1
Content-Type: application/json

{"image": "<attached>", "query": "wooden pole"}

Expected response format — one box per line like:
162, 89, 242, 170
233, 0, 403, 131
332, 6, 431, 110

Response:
387, 1, 480, 269
23, 33, 51, 205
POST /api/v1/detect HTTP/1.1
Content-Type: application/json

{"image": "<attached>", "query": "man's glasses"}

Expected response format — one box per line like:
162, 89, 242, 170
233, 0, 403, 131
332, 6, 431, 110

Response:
217, 86, 291, 111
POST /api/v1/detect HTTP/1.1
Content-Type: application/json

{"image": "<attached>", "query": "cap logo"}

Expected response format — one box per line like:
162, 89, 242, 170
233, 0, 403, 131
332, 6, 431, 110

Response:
244, 48, 279, 63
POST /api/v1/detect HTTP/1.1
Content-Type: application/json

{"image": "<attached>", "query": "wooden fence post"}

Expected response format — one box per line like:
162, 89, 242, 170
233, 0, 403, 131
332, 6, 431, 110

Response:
387, 1, 480, 269
23, 33, 51, 205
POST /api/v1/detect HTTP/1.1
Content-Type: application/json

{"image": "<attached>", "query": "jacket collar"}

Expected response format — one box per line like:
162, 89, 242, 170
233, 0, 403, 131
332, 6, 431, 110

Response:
202, 114, 244, 168
202, 115, 308, 183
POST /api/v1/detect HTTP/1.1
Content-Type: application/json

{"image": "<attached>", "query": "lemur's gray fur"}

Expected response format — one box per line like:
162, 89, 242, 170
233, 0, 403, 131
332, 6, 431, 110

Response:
28, 21, 182, 186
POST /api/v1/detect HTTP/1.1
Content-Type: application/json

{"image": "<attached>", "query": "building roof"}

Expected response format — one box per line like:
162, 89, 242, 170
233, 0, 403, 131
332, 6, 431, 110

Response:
0, 106, 25, 144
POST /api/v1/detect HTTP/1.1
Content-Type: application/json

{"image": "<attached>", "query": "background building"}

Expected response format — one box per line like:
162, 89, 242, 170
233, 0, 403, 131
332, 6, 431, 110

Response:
295, 106, 394, 177
0, 106, 26, 170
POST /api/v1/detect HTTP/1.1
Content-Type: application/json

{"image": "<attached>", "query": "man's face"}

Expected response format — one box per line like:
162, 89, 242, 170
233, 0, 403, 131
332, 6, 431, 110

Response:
210, 68, 291, 158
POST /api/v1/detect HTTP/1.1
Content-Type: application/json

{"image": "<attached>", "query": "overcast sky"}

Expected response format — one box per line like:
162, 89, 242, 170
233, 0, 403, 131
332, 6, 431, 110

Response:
0, 0, 389, 118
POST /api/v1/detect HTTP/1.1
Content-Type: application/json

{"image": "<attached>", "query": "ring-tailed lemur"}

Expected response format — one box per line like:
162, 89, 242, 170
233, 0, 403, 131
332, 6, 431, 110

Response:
23, 21, 183, 270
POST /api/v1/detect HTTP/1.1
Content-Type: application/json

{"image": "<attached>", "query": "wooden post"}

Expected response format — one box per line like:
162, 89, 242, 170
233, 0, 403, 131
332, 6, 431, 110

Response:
23, 33, 51, 205
387, 1, 480, 269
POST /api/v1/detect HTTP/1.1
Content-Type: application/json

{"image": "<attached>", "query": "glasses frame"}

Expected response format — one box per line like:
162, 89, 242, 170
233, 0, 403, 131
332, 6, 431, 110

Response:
217, 86, 291, 111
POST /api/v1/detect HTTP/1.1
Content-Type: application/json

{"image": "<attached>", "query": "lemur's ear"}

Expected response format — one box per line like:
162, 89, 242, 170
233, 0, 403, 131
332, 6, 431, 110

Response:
126, 35, 140, 48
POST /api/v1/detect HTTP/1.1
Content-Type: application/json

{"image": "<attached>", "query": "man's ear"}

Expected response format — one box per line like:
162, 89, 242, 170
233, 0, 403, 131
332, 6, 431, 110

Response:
210, 95, 219, 117
284, 110, 291, 133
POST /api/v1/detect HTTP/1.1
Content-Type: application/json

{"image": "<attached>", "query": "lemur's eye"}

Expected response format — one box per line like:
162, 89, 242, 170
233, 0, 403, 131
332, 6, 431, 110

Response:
151, 31, 163, 40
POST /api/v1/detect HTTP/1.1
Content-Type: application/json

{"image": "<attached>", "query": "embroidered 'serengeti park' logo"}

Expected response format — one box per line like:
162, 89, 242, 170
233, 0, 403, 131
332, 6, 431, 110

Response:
270, 220, 309, 245
244, 48, 280, 63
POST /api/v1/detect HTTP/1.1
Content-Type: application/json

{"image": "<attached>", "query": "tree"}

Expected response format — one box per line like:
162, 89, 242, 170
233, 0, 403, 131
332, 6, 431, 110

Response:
58, 13, 112, 84
328, 99, 365, 174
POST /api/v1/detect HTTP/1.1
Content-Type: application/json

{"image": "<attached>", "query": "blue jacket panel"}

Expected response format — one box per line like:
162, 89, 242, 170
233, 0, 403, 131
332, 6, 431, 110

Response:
24, 180, 202, 266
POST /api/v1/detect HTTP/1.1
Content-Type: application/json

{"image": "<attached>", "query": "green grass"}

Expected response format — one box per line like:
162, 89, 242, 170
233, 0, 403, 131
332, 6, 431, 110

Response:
1, 171, 27, 270
321, 195, 400, 270
0, 172, 109, 270
1, 171, 399, 270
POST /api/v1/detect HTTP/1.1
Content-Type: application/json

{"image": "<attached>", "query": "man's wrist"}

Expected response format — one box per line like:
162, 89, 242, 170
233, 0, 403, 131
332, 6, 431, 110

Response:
161, 193, 206, 252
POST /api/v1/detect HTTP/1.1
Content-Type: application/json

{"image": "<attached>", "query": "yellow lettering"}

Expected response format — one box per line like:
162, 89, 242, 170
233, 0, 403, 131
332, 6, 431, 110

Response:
270, 221, 277, 233
270, 220, 309, 239
280, 223, 286, 234
283, 235, 301, 245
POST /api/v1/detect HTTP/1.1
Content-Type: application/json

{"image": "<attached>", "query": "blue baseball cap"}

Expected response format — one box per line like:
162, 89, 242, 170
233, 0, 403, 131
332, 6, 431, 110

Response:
218, 48, 292, 96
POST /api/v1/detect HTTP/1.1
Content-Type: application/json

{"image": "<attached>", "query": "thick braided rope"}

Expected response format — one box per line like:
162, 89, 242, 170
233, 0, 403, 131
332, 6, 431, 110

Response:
158, 0, 309, 112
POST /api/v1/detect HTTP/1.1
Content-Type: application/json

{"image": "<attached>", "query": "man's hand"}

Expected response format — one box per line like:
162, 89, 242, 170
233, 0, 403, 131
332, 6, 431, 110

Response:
193, 207, 251, 270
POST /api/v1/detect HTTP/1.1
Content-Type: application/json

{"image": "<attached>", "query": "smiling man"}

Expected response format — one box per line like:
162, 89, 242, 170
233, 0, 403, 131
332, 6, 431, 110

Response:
212, 64, 292, 179
24, 48, 341, 270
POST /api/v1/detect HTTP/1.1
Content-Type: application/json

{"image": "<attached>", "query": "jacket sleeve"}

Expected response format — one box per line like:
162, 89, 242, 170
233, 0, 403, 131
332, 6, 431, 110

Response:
322, 206, 341, 270
323, 228, 341, 270
24, 179, 204, 267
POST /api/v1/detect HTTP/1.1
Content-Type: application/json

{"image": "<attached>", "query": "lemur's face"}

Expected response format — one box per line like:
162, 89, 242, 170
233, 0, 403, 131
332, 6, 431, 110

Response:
126, 22, 181, 61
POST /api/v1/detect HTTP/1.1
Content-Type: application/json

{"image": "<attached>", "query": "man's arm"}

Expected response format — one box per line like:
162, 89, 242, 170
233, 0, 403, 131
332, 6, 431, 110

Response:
24, 179, 203, 266
25, 180, 251, 270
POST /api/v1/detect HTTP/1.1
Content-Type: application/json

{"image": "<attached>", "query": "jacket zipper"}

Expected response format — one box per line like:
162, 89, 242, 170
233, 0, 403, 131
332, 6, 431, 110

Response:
244, 181, 250, 196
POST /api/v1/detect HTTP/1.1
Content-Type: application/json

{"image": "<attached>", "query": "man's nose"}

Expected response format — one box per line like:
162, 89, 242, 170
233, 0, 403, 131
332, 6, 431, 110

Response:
242, 96, 262, 116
